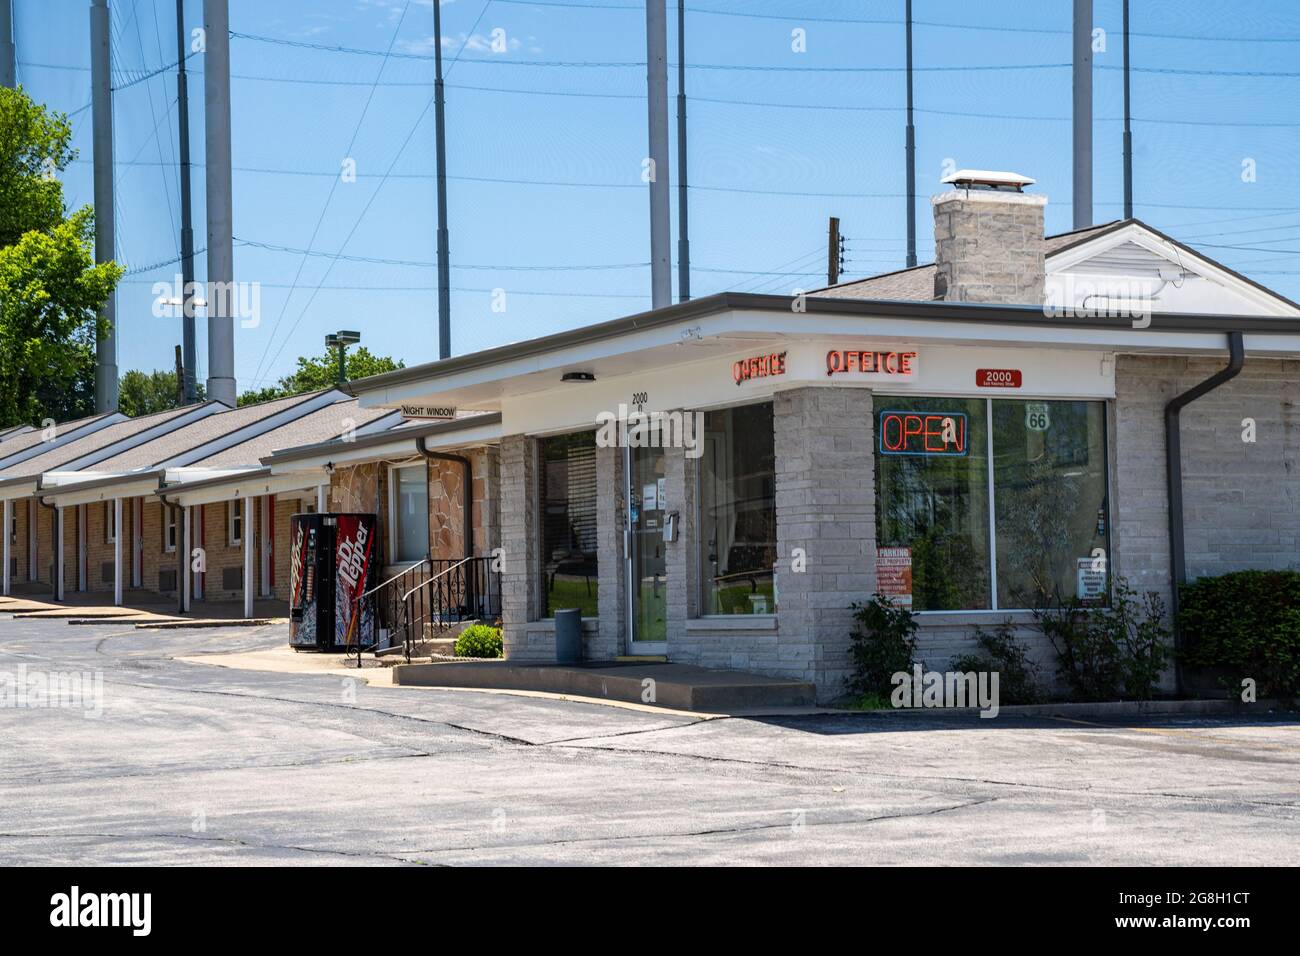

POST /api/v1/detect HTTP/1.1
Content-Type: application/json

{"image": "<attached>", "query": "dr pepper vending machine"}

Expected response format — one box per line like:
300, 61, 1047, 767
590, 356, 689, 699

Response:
288, 513, 379, 651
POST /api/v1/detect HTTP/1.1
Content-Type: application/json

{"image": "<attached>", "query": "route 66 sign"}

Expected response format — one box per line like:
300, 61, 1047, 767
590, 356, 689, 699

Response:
1025, 403, 1051, 432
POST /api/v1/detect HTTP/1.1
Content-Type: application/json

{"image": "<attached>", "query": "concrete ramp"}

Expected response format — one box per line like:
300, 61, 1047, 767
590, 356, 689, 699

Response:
390, 660, 816, 713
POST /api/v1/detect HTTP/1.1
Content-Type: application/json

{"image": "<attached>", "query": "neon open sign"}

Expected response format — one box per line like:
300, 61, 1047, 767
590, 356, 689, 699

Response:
878, 411, 968, 457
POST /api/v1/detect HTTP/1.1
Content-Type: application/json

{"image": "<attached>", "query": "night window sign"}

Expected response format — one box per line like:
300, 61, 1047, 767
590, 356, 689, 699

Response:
878, 410, 968, 457
732, 351, 786, 385
826, 349, 917, 377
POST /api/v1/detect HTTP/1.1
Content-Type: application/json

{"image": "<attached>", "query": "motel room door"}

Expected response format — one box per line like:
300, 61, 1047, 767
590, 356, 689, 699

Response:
624, 444, 668, 655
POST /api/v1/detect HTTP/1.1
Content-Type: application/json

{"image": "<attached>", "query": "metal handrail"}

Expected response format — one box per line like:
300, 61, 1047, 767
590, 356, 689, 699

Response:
361, 557, 429, 599
401, 555, 474, 602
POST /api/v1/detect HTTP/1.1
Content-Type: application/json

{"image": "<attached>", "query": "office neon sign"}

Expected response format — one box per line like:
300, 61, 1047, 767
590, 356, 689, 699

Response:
826, 349, 917, 377
878, 410, 968, 457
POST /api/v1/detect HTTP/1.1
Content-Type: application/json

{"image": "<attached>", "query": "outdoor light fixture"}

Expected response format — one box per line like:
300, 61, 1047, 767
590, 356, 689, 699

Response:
561, 371, 596, 383
326, 330, 362, 385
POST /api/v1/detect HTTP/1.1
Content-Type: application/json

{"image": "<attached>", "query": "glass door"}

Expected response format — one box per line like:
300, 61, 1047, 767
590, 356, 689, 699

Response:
625, 445, 668, 654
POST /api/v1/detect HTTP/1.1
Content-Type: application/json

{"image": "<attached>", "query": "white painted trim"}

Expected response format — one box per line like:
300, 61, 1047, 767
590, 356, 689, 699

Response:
264, 420, 500, 475
228, 498, 242, 546
113, 498, 123, 606
77, 504, 86, 592
166, 470, 323, 508
55, 506, 64, 601
243, 495, 254, 619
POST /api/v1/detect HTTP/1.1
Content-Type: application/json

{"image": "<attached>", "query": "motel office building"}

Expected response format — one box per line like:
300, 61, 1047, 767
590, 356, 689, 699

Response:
348, 178, 1300, 700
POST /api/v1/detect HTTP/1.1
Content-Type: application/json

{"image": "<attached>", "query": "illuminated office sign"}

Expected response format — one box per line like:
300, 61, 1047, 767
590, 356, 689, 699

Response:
878, 410, 968, 457
732, 351, 787, 386
826, 349, 917, 377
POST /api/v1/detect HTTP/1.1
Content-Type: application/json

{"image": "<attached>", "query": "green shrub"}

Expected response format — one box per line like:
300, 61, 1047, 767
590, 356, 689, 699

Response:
454, 623, 503, 659
951, 619, 1041, 705
1180, 570, 1300, 699
1034, 578, 1170, 701
847, 594, 919, 698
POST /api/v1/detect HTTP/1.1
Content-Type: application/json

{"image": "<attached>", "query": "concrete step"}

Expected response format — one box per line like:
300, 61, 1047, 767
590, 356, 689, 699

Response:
390, 661, 817, 713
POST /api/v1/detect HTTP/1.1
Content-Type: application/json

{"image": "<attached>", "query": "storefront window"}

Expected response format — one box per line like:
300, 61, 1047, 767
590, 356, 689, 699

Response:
699, 402, 776, 615
539, 431, 599, 617
874, 397, 1110, 611
993, 400, 1109, 607
875, 397, 991, 610
393, 464, 428, 563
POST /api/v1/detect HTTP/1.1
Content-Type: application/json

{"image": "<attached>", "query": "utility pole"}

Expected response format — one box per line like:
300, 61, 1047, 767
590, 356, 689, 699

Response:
904, 0, 916, 268
90, 0, 118, 412
203, 0, 236, 407
1072, 0, 1093, 229
174, 345, 186, 407
176, 0, 197, 402
646, 0, 671, 309
827, 217, 841, 287
1122, 0, 1133, 220
433, 0, 451, 359
675, 0, 690, 302
0, 0, 15, 88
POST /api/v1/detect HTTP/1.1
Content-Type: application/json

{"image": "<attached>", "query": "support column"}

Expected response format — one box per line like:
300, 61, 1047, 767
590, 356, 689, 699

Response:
113, 498, 123, 606
55, 506, 65, 601
2, 498, 11, 596
242, 495, 254, 618
498, 435, 539, 659
316, 485, 327, 513
77, 504, 87, 591
182, 505, 192, 613
594, 443, 627, 660
773, 387, 877, 700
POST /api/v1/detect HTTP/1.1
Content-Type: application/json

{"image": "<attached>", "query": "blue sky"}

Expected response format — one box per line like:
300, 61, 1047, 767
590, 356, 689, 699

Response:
12, 0, 1300, 392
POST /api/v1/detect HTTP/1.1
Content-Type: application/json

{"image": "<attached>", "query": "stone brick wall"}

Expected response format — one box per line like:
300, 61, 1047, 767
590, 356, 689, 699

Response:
932, 191, 1046, 305
591, 442, 624, 661
772, 387, 878, 700
499, 434, 541, 659
1113, 353, 1300, 607
141, 499, 181, 596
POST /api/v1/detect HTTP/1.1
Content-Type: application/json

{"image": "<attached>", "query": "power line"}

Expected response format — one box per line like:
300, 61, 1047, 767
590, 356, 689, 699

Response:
251, 1, 414, 387
236, 237, 649, 270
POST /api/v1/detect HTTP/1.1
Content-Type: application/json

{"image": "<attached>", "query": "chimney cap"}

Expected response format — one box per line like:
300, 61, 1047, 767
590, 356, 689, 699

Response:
940, 169, 1036, 191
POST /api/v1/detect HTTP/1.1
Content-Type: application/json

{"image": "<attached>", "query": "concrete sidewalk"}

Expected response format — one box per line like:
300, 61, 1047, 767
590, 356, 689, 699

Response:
0, 592, 286, 627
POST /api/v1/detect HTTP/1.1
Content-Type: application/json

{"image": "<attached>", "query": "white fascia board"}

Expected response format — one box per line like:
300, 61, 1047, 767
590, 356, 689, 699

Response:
1047, 223, 1300, 317
355, 409, 405, 436
60, 403, 222, 471
164, 470, 326, 508
0, 478, 37, 502
41, 473, 163, 508
158, 389, 350, 468
0, 412, 129, 469
161, 467, 260, 484
265, 419, 502, 475
358, 306, 1298, 412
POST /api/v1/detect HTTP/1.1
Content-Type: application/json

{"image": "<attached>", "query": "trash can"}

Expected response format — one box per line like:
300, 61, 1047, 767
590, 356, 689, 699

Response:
554, 607, 582, 663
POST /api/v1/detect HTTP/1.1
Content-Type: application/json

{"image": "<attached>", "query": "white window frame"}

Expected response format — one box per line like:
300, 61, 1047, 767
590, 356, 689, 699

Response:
164, 507, 177, 553
387, 463, 428, 566
105, 500, 116, 544
228, 498, 243, 546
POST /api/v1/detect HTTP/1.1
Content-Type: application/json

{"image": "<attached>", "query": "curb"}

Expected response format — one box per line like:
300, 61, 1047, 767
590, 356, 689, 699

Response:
852, 698, 1295, 719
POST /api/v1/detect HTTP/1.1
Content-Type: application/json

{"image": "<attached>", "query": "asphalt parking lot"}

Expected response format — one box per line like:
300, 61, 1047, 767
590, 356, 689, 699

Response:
1, 614, 1297, 865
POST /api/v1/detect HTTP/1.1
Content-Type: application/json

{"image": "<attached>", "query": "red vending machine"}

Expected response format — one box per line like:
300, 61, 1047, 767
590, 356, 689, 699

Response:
288, 513, 378, 651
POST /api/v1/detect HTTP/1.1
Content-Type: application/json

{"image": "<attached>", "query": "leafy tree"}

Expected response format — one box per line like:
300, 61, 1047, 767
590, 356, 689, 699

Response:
0, 87, 122, 427
238, 346, 403, 406
118, 368, 205, 417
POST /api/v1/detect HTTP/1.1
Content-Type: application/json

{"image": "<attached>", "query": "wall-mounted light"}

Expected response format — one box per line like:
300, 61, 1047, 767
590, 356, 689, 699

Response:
561, 371, 596, 383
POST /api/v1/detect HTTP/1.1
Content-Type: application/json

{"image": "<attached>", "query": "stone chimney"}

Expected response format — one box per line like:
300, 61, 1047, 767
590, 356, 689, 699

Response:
932, 170, 1046, 305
